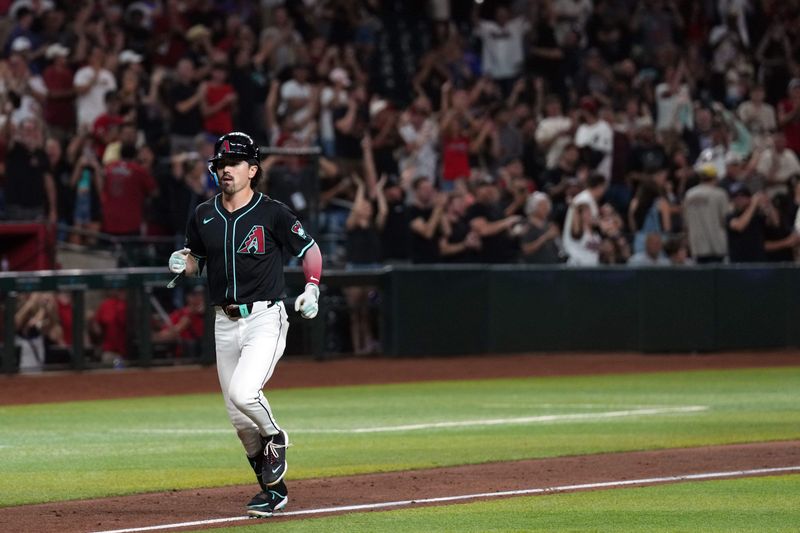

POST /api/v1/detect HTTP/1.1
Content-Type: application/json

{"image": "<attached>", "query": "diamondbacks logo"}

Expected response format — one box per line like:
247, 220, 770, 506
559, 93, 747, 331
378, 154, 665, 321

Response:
237, 225, 266, 254
291, 220, 308, 240
221, 140, 231, 153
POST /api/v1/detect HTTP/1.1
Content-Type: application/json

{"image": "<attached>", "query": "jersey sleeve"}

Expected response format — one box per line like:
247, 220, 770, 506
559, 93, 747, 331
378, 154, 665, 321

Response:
273, 204, 316, 258
184, 208, 207, 260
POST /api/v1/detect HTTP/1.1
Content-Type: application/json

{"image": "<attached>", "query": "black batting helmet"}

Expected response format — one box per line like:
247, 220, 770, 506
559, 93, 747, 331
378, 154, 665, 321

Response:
209, 131, 259, 164
207, 131, 260, 187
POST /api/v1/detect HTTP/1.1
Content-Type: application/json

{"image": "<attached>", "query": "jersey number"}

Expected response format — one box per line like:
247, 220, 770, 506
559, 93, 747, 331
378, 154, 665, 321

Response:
237, 225, 266, 254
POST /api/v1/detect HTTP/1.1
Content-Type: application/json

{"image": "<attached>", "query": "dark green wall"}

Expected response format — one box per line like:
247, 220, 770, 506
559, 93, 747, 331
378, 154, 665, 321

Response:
383, 265, 800, 355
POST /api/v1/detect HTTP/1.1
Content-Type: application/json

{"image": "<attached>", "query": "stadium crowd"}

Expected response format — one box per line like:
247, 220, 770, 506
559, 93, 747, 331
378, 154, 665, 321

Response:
2, 0, 800, 270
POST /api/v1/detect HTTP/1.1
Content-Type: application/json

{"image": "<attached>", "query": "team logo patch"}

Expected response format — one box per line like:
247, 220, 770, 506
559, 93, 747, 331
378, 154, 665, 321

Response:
237, 225, 266, 254
291, 220, 308, 240
222, 140, 231, 153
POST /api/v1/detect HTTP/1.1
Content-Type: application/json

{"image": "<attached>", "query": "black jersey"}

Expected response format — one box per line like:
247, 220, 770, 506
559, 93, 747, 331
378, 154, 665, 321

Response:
185, 192, 315, 306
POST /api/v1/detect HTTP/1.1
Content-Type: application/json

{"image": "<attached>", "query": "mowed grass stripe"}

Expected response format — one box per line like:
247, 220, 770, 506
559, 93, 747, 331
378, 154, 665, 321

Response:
0, 367, 798, 506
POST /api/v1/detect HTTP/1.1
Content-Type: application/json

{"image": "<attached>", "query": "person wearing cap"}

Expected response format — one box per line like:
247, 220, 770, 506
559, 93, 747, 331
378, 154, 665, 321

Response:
41, 43, 74, 138
319, 67, 351, 158
682, 163, 729, 263
167, 131, 323, 517
726, 185, 776, 263
73, 46, 117, 129
465, 177, 523, 263
574, 96, 614, 180
201, 54, 237, 136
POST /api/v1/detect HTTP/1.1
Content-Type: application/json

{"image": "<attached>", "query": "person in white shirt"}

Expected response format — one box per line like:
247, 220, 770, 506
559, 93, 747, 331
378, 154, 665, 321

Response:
563, 173, 607, 266
754, 132, 800, 198
627, 233, 671, 266
474, 6, 530, 94
319, 68, 350, 157
535, 95, 573, 169
574, 97, 614, 180
73, 46, 117, 130
737, 85, 777, 150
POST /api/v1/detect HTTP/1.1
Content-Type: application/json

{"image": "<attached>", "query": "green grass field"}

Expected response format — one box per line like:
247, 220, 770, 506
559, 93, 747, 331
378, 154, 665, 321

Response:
205, 475, 800, 533
1, 367, 799, 508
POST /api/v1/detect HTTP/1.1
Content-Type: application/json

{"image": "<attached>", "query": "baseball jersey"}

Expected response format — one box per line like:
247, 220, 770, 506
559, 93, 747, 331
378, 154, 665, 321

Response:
185, 192, 315, 306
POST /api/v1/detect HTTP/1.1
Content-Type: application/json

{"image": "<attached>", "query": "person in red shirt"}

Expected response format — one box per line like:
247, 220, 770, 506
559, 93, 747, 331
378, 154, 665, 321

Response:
439, 111, 472, 191
202, 60, 237, 136
100, 139, 158, 235
153, 285, 206, 358
41, 43, 75, 139
778, 79, 800, 155
90, 290, 127, 365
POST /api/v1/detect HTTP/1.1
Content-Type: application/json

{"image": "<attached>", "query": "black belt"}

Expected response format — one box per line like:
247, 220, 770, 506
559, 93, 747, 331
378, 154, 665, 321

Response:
221, 301, 276, 318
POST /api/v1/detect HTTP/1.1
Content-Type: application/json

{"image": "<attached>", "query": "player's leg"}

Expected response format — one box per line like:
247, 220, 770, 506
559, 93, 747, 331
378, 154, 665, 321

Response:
227, 301, 290, 488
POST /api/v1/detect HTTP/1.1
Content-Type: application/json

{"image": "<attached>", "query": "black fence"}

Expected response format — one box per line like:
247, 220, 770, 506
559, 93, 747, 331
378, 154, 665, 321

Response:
2, 264, 799, 373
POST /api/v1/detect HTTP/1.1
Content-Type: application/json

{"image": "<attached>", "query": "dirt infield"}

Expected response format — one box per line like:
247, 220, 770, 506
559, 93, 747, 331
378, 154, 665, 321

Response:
2, 351, 799, 405
1, 352, 799, 533
1, 441, 798, 533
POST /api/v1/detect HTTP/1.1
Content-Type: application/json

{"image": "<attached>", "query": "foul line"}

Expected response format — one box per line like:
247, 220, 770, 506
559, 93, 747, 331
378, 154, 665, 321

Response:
91, 465, 800, 533
122, 406, 708, 436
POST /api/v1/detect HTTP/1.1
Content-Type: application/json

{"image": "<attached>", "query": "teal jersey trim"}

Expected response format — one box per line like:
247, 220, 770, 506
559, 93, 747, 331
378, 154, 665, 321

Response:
297, 238, 315, 258
213, 196, 229, 300
231, 193, 263, 301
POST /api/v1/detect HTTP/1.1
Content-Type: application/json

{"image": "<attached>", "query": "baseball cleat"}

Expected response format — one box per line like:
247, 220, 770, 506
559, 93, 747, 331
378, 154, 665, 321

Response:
262, 429, 290, 486
246, 489, 288, 517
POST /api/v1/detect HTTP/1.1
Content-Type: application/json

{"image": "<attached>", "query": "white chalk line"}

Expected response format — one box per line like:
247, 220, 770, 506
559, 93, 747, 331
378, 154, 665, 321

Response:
120, 406, 708, 436
90, 464, 800, 533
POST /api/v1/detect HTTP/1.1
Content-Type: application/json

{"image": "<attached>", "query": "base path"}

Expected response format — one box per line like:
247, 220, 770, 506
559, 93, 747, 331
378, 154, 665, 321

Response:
2, 351, 799, 405
1, 441, 798, 533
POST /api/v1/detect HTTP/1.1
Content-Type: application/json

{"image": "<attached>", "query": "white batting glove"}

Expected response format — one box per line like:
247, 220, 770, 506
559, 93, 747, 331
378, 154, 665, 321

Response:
168, 248, 191, 274
295, 283, 319, 319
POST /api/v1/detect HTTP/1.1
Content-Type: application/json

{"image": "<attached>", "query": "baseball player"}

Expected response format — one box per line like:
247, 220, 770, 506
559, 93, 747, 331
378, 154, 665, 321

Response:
167, 131, 322, 517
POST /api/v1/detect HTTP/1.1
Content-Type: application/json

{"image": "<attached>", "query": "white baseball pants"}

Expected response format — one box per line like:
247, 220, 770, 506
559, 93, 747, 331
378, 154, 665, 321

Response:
215, 300, 289, 457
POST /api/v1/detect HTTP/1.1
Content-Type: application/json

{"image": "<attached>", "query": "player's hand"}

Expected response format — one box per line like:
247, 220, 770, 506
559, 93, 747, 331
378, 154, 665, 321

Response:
168, 248, 191, 274
295, 283, 320, 319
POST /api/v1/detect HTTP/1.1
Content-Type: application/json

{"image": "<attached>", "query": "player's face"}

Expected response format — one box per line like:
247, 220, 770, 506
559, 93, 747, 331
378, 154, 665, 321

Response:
216, 157, 255, 195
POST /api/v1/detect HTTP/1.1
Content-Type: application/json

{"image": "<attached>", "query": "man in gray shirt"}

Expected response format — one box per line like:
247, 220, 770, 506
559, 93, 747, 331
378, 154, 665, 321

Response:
683, 164, 730, 263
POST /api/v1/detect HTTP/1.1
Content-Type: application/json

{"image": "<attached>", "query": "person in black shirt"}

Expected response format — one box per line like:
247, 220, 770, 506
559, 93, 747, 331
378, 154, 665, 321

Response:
3, 118, 56, 223
344, 175, 387, 354
168, 59, 205, 153
439, 191, 481, 263
167, 132, 322, 518
380, 179, 411, 262
726, 186, 774, 263
408, 177, 445, 263
465, 178, 522, 263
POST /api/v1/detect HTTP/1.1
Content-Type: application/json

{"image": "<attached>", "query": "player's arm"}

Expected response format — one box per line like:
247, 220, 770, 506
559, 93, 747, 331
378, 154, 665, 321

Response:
296, 241, 322, 319
169, 213, 205, 277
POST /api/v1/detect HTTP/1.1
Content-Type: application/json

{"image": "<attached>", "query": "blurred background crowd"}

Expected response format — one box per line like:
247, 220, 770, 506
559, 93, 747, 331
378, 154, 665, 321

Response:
5, 0, 800, 365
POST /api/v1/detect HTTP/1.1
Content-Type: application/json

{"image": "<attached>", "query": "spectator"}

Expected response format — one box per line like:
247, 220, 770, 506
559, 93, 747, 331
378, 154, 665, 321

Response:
279, 63, 318, 144
439, 191, 481, 263
777, 78, 800, 155
682, 164, 729, 263
519, 192, 561, 264
563, 173, 607, 265
319, 67, 351, 158
14, 292, 63, 373
664, 235, 693, 265
726, 186, 776, 263
100, 132, 158, 236
465, 178, 522, 263
574, 97, 613, 180
201, 58, 237, 136
64, 132, 103, 245
2, 118, 57, 223
153, 285, 207, 359
90, 289, 128, 366
473, 5, 530, 95
379, 177, 411, 264
628, 171, 672, 254
737, 85, 776, 150
408, 177, 445, 263
73, 46, 116, 130
344, 175, 387, 355
628, 233, 670, 266
397, 95, 438, 184
168, 58, 205, 154
535, 94, 573, 170
41, 43, 75, 140
753, 133, 800, 199
655, 62, 694, 135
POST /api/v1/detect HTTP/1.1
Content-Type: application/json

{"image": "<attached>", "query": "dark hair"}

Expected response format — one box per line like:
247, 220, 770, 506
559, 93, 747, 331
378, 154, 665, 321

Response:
587, 173, 606, 189
120, 143, 137, 160
250, 161, 262, 190
412, 176, 431, 190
